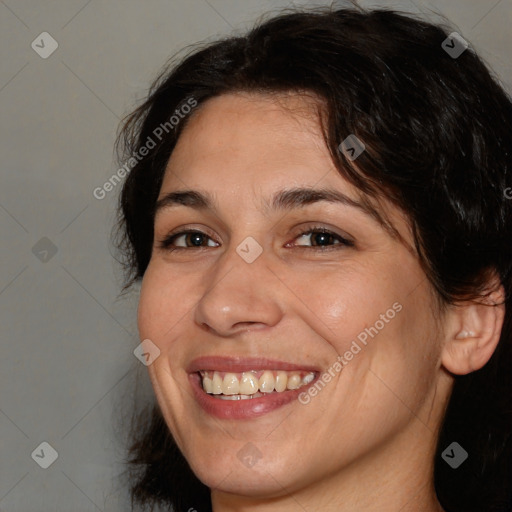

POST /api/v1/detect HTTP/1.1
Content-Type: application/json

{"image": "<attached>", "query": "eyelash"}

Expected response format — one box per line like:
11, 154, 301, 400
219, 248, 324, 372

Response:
157, 225, 354, 253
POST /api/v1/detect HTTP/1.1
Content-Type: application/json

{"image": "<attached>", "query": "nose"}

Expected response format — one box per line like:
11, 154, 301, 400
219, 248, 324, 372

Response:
194, 243, 284, 337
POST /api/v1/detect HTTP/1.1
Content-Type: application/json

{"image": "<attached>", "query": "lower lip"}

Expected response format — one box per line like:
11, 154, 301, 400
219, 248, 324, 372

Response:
189, 373, 313, 419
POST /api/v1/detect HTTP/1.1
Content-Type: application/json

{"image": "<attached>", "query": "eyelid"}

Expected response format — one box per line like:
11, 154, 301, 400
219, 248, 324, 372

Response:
158, 226, 220, 250
156, 223, 355, 252
288, 223, 354, 246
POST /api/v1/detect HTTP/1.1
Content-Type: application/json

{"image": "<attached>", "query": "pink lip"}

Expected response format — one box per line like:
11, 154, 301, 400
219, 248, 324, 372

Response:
187, 356, 320, 374
187, 356, 320, 420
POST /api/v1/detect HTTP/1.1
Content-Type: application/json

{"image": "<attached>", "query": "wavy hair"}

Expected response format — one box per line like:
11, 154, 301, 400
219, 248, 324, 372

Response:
114, 5, 512, 511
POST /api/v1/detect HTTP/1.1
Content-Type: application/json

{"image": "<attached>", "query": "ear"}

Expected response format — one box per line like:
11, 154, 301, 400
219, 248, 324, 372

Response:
441, 277, 505, 376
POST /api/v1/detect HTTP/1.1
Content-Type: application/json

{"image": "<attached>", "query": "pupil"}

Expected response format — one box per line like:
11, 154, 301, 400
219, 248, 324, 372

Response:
190, 233, 204, 246
314, 233, 330, 246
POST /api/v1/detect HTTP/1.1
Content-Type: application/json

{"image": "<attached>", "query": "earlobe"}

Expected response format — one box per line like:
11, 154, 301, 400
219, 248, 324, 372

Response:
454, 329, 476, 340
441, 285, 505, 376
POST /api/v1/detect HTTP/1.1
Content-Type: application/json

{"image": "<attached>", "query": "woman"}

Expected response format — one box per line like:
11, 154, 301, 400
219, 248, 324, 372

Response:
115, 5, 512, 512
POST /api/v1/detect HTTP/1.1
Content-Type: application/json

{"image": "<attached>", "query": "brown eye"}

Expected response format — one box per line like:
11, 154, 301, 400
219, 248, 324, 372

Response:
159, 230, 219, 251
158, 226, 354, 253
290, 227, 354, 250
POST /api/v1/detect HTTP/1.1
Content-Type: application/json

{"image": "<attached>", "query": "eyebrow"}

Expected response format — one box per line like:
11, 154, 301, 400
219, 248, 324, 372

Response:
153, 186, 410, 250
154, 187, 377, 219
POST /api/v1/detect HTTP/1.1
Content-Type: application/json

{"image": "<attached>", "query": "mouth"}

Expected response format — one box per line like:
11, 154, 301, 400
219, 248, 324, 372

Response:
187, 356, 320, 419
199, 369, 315, 399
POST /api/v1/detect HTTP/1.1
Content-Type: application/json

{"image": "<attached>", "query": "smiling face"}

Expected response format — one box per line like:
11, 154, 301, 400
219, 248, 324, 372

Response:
137, 92, 453, 508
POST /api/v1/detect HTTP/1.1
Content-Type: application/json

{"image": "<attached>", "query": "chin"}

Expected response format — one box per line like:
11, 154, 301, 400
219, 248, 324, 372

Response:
185, 446, 302, 497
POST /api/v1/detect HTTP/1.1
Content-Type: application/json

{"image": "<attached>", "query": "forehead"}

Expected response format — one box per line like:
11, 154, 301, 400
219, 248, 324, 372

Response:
158, 92, 413, 248
161, 92, 355, 195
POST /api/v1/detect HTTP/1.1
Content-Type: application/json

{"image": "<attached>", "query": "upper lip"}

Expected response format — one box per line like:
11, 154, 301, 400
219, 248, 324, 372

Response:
187, 356, 320, 374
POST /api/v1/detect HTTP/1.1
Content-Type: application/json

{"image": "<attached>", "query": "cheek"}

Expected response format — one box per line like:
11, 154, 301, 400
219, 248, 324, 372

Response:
288, 264, 400, 353
308, 262, 440, 403
342, 285, 443, 422
137, 261, 187, 339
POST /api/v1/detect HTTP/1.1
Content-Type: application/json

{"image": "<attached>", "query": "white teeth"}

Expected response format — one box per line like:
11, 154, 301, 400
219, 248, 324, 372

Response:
200, 370, 316, 396
239, 373, 259, 395
275, 371, 288, 392
202, 375, 213, 393
218, 392, 265, 400
223, 373, 239, 395
212, 372, 223, 394
219, 394, 252, 400
302, 373, 315, 385
259, 370, 275, 393
286, 374, 302, 390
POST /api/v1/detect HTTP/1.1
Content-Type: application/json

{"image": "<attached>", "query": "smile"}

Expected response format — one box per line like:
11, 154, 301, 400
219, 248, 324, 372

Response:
188, 357, 320, 419
200, 370, 315, 399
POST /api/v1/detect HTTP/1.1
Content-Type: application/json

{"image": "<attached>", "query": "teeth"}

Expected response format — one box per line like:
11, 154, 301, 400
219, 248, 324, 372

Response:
219, 394, 252, 400
223, 373, 239, 395
275, 371, 287, 392
239, 373, 259, 395
202, 375, 213, 393
212, 372, 223, 394
200, 369, 316, 397
302, 373, 315, 385
286, 374, 301, 390
259, 370, 275, 393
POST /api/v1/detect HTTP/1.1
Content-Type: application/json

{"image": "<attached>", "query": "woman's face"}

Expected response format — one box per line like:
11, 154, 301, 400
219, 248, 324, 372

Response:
138, 92, 449, 501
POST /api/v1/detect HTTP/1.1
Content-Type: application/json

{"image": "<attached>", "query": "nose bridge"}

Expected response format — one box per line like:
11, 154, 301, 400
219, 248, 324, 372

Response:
194, 234, 282, 335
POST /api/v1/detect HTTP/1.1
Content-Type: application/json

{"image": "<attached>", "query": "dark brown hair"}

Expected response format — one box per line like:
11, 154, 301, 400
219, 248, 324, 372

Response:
114, 5, 512, 511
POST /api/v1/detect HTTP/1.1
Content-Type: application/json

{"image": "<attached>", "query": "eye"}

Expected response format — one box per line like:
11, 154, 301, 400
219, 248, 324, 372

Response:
158, 229, 219, 251
287, 225, 354, 250
157, 225, 353, 252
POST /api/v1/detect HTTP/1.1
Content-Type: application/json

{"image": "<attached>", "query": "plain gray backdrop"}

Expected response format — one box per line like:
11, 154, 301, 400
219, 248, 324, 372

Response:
1, 0, 511, 510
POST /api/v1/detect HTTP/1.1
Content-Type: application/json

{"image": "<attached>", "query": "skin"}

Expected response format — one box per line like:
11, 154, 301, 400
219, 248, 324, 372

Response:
137, 92, 504, 512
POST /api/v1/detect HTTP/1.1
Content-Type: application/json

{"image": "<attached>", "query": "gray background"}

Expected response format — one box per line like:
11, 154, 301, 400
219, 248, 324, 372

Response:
1, 0, 510, 510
